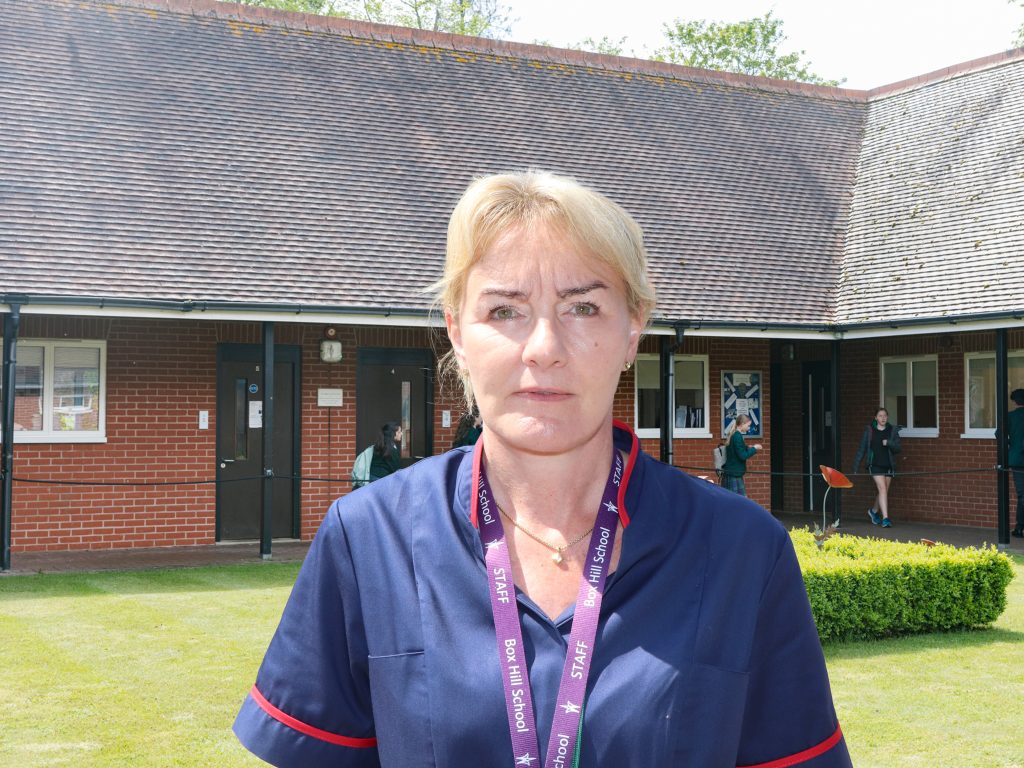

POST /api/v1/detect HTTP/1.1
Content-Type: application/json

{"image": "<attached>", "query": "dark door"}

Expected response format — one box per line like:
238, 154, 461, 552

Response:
216, 344, 300, 541
356, 348, 433, 467
802, 361, 834, 513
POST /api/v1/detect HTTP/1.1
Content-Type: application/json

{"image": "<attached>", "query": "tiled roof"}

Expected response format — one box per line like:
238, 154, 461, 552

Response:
0, 0, 866, 327
839, 52, 1024, 325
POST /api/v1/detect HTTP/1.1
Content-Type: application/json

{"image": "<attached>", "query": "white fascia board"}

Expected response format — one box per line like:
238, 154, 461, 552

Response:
840, 315, 1024, 339
645, 325, 837, 340
0, 303, 446, 328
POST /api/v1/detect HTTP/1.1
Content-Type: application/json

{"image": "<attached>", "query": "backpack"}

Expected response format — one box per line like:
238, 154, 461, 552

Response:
713, 443, 727, 473
350, 445, 375, 488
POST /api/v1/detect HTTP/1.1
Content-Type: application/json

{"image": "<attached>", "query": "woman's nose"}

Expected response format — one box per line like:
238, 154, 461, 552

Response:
522, 317, 567, 368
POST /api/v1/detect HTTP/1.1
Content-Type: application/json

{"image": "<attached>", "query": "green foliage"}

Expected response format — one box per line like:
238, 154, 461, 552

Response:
653, 12, 841, 86
792, 529, 1015, 642
235, 0, 511, 37
570, 36, 630, 57
1014, 0, 1024, 46
238, 0, 347, 14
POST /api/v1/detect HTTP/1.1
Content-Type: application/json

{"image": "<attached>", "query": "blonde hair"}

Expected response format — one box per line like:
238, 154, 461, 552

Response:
724, 413, 752, 442
435, 170, 657, 407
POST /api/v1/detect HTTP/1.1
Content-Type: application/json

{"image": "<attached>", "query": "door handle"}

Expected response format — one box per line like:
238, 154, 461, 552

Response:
220, 459, 235, 468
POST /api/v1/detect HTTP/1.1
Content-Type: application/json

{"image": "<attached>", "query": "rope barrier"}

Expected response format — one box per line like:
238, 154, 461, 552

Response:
5, 464, 1012, 488
673, 464, 1004, 478
8, 475, 265, 487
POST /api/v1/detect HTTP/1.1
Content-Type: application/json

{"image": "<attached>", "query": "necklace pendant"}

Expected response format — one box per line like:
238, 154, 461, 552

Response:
551, 551, 563, 564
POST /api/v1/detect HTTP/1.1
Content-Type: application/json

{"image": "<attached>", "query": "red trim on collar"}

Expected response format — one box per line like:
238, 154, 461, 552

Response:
469, 421, 640, 529
249, 685, 378, 748
470, 436, 484, 529
612, 419, 638, 528
738, 724, 843, 768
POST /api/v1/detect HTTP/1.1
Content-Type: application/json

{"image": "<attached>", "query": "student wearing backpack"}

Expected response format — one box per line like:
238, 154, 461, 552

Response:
720, 414, 762, 496
369, 422, 402, 481
350, 422, 402, 488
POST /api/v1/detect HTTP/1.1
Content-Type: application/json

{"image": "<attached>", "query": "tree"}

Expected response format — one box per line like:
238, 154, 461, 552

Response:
1013, 0, 1024, 46
653, 12, 841, 86
237, 0, 512, 38
570, 36, 630, 57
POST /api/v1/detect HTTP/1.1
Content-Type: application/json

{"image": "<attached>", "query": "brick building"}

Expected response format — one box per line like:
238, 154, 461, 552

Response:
1, 0, 1022, 563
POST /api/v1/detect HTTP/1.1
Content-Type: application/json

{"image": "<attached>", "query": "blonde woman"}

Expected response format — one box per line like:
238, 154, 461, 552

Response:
235, 171, 850, 767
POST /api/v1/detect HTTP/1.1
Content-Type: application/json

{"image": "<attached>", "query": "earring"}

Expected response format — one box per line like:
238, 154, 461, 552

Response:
624, 360, 632, 371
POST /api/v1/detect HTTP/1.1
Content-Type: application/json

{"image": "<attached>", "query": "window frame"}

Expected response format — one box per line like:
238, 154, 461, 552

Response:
962, 350, 1024, 439
879, 354, 938, 438
633, 353, 712, 440
4, 338, 108, 444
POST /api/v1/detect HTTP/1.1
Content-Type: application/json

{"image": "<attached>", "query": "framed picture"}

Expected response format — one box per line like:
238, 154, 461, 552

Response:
721, 370, 762, 438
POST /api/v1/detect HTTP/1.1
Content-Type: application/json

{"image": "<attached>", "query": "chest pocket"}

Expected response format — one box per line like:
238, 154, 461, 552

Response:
367, 651, 433, 766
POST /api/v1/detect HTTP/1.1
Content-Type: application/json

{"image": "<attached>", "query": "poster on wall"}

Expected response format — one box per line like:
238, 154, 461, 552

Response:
721, 371, 762, 438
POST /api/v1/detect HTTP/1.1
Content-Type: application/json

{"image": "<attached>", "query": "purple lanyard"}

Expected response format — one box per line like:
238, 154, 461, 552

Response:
475, 444, 623, 768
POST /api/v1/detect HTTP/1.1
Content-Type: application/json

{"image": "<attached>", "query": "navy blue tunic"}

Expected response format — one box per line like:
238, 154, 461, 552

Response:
234, 426, 851, 767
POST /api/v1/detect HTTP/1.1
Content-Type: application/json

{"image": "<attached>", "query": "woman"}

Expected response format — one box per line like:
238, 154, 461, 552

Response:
369, 421, 402, 481
234, 172, 851, 767
852, 406, 901, 528
719, 413, 762, 496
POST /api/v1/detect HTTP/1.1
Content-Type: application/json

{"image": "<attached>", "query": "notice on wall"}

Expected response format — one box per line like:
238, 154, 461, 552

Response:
735, 398, 750, 415
249, 400, 263, 429
317, 388, 344, 407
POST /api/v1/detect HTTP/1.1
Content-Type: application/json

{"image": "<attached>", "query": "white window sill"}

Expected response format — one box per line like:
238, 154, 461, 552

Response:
636, 429, 713, 440
897, 429, 939, 439
10, 433, 108, 444
960, 430, 996, 439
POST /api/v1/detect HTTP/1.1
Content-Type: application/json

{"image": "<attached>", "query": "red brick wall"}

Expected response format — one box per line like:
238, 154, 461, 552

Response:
628, 335, 772, 510
12, 317, 218, 551
8, 317, 467, 552
9, 316, 1017, 553
839, 330, 1023, 527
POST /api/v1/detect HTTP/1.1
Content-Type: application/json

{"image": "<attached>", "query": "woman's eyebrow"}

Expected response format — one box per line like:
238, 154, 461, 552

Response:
479, 287, 526, 300
558, 281, 607, 299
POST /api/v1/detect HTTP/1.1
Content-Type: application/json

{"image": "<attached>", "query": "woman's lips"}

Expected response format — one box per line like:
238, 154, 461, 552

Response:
515, 387, 572, 400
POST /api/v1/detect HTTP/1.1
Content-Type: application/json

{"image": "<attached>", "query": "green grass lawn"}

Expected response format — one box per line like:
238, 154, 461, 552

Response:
1, 554, 1021, 767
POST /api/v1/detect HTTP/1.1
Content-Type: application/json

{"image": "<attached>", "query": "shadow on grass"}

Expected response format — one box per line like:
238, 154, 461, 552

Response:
0, 561, 303, 601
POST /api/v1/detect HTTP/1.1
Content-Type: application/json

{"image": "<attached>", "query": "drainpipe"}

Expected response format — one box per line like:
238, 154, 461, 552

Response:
260, 322, 275, 560
659, 323, 688, 466
831, 339, 842, 525
996, 328, 1009, 547
2, 304, 22, 571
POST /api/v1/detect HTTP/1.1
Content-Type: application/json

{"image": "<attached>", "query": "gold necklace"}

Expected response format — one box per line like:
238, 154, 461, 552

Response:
496, 504, 594, 564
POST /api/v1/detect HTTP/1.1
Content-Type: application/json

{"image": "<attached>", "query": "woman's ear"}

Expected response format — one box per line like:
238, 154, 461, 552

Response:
445, 309, 467, 369
625, 312, 643, 361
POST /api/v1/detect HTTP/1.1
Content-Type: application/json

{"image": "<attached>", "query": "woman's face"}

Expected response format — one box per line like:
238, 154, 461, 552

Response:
394, 426, 403, 444
446, 224, 642, 456
737, 420, 751, 434
875, 410, 888, 427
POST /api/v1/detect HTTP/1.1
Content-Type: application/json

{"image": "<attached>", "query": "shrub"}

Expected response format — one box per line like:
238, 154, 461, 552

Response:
791, 529, 1015, 642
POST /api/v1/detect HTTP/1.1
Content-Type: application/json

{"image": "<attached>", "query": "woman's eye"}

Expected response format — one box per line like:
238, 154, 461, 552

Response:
569, 302, 599, 317
489, 306, 518, 321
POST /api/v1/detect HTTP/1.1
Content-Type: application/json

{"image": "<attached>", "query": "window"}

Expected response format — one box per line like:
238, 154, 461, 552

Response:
634, 354, 710, 438
963, 351, 1024, 437
1, 340, 106, 443
880, 356, 938, 437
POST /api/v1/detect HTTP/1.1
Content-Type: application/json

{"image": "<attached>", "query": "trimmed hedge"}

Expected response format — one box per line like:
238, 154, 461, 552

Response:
791, 529, 1015, 643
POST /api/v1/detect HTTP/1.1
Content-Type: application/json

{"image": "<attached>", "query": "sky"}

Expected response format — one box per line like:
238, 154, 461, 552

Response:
505, 0, 1024, 89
